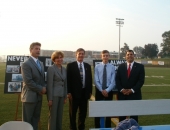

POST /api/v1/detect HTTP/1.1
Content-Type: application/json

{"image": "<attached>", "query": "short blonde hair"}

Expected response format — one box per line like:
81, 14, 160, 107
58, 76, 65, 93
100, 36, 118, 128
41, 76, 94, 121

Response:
29, 42, 41, 51
51, 51, 64, 62
101, 50, 110, 55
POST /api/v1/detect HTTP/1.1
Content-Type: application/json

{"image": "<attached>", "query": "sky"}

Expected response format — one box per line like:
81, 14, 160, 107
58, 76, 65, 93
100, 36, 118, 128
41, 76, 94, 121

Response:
0, 0, 170, 56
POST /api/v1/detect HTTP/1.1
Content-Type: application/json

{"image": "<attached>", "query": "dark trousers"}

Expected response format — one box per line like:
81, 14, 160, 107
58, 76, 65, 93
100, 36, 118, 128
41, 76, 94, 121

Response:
118, 93, 139, 123
69, 89, 88, 130
94, 88, 113, 128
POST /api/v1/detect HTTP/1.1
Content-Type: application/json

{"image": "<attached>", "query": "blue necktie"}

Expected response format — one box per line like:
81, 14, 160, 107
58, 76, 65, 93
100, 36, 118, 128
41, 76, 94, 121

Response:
36, 60, 42, 71
102, 64, 107, 90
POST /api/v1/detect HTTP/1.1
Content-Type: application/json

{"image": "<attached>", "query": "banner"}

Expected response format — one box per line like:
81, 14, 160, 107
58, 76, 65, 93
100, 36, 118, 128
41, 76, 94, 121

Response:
158, 61, 164, 65
4, 55, 52, 94
148, 61, 152, 64
93, 59, 126, 71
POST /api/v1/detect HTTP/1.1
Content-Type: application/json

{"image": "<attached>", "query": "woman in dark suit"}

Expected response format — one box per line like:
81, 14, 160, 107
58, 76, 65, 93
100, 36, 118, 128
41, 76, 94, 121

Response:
47, 51, 67, 130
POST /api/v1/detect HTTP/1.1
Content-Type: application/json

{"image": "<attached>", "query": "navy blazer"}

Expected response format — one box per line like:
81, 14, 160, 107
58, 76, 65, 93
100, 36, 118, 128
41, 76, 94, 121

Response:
116, 62, 145, 100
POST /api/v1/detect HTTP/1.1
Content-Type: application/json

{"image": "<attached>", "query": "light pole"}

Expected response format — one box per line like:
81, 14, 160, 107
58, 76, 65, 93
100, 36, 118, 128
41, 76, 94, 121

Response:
116, 18, 124, 59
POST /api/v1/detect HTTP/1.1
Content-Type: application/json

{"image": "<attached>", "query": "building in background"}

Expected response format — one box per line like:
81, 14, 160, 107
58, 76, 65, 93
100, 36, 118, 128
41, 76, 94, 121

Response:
40, 50, 118, 65
40, 50, 118, 58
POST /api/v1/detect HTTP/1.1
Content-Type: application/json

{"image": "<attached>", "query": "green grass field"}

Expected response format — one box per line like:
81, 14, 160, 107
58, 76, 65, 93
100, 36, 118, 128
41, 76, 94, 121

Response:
0, 62, 170, 129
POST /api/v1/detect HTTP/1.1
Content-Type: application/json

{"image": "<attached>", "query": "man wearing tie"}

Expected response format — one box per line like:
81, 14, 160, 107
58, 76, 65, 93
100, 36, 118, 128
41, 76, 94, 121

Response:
67, 48, 92, 130
116, 50, 145, 122
21, 42, 46, 130
94, 50, 116, 128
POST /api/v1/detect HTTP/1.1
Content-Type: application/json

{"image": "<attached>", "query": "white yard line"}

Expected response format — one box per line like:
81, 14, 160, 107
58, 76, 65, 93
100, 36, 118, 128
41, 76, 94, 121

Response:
143, 85, 170, 86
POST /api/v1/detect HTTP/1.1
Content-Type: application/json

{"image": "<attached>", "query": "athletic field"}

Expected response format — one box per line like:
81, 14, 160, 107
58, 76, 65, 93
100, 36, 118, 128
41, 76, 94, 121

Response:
0, 62, 170, 129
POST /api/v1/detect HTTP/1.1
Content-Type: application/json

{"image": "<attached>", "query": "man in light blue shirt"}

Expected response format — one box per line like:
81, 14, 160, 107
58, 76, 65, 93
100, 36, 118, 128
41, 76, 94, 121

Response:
94, 50, 116, 128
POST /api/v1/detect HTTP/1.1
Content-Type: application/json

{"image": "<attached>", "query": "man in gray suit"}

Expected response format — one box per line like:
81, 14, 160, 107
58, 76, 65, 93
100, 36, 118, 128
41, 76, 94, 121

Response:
21, 42, 46, 130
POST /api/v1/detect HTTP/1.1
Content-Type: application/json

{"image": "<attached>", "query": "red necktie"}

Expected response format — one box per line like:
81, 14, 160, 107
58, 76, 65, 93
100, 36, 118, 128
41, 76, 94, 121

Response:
127, 63, 131, 78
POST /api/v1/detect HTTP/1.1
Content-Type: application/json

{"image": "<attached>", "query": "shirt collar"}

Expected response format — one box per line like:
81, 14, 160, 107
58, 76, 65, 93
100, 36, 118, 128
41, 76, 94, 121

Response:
30, 56, 38, 63
102, 62, 109, 65
77, 61, 84, 66
127, 61, 134, 66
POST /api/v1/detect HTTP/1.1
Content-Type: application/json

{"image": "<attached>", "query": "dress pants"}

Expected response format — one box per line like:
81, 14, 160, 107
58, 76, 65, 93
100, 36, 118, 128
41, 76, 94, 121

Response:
22, 101, 42, 130
69, 88, 88, 130
118, 94, 139, 123
94, 88, 113, 128
48, 96, 64, 130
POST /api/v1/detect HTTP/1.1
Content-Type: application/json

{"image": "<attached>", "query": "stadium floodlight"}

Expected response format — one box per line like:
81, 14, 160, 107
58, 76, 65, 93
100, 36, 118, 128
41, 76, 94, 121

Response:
116, 18, 124, 59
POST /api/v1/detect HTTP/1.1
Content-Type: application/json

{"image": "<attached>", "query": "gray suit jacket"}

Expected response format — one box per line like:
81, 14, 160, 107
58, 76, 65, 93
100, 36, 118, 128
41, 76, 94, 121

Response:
21, 57, 45, 102
47, 64, 67, 101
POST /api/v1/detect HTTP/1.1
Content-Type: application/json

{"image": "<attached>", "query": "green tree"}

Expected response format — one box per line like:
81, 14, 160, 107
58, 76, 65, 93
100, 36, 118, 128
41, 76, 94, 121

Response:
142, 43, 159, 59
160, 30, 170, 58
133, 46, 144, 58
133, 46, 144, 54
120, 43, 130, 58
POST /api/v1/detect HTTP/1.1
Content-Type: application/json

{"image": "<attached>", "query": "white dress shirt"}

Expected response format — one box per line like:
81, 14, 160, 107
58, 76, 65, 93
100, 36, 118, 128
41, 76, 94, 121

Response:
30, 56, 38, 63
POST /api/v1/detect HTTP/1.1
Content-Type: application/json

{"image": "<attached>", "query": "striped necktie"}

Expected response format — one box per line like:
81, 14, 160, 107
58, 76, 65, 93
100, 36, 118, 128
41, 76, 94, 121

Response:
102, 64, 107, 90
79, 63, 83, 87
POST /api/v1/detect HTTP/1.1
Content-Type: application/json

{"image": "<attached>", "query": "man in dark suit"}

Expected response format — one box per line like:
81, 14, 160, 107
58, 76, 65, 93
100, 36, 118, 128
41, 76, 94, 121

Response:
67, 48, 92, 130
116, 50, 145, 123
21, 42, 46, 130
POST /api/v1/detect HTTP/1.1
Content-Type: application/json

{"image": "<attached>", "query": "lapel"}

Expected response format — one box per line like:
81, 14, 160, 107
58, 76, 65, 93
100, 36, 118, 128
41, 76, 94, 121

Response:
84, 63, 87, 75
53, 64, 64, 80
74, 61, 82, 82
124, 63, 128, 80
29, 57, 44, 76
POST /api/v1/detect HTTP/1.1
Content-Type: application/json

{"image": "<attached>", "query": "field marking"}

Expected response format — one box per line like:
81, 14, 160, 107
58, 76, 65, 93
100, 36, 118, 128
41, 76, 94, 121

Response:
145, 76, 164, 78
143, 85, 170, 86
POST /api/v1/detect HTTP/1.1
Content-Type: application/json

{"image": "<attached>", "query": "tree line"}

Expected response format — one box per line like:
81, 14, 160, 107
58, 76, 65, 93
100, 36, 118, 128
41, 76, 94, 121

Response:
120, 30, 170, 59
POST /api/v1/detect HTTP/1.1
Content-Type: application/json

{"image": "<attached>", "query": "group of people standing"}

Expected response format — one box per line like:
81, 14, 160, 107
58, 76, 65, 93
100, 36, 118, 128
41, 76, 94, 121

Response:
21, 42, 145, 130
